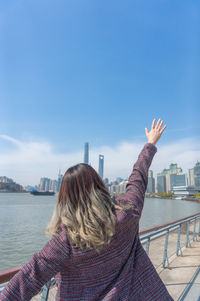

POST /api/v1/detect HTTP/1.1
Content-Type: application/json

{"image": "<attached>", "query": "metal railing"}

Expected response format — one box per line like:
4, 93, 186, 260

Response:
139, 212, 200, 269
0, 211, 200, 300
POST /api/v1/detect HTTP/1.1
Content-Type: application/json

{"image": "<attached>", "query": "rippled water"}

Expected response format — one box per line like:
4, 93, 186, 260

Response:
0, 193, 199, 270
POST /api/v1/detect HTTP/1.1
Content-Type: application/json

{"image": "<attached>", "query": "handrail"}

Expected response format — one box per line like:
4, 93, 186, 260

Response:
0, 266, 21, 284
0, 211, 200, 286
140, 211, 200, 235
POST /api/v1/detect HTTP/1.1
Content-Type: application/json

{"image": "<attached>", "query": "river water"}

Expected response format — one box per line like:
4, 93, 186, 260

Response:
0, 193, 199, 270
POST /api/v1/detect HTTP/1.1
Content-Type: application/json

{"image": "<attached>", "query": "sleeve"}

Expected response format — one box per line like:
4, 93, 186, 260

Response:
0, 233, 70, 301
115, 142, 157, 219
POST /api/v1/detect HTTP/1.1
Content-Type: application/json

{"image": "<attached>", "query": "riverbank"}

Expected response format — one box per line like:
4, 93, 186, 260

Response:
146, 194, 200, 203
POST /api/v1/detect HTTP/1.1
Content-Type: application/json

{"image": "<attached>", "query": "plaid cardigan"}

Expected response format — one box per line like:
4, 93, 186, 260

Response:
0, 143, 174, 300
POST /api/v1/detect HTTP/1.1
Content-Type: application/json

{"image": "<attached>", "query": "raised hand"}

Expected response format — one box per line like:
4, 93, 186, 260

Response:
145, 118, 167, 145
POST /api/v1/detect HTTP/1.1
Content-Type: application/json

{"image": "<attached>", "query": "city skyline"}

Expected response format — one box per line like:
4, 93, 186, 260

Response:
1, 150, 199, 192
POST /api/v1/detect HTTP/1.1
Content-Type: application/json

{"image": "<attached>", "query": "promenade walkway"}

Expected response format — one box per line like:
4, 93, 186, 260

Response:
145, 228, 200, 301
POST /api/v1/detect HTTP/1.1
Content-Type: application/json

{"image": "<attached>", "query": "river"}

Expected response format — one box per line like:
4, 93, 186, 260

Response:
0, 193, 199, 270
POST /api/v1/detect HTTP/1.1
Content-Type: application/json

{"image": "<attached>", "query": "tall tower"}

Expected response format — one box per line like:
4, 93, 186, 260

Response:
98, 155, 104, 179
84, 142, 89, 164
57, 169, 63, 192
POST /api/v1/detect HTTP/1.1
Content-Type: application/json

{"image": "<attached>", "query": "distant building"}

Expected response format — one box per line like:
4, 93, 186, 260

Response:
188, 168, 195, 186
49, 179, 58, 192
57, 170, 63, 192
172, 185, 200, 196
0, 177, 23, 192
194, 162, 200, 188
170, 173, 187, 191
157, 163, 184, 193
0, 176, 14, 184
98, 155, 104, 179
104, 178, 109, 185
157, 174, 166, 193
84, 142, 89, 164
188, 162, 200, 189
147, 170, 155, 193
39, 177, 50, 191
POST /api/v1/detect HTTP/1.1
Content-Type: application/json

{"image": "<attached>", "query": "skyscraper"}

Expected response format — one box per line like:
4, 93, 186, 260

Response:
157, 174, 166, 193
57, 170, 63, 192
84, 142, 89, 164
98, 155, 104, 179
194, 162, 200, 188
147, 170, 155, 193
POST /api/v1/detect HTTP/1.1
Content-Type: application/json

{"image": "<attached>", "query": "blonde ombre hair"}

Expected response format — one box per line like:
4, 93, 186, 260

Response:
46, 163, 132, 253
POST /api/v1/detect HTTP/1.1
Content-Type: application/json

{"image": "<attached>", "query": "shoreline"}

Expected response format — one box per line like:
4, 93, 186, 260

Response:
146, 195, 200, 203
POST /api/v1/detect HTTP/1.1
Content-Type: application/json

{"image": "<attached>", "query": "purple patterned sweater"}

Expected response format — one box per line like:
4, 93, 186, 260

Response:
0, 143, 174, 300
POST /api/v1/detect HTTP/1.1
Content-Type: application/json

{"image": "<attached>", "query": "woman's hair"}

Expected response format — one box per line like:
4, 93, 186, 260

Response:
46, 163, 132, 253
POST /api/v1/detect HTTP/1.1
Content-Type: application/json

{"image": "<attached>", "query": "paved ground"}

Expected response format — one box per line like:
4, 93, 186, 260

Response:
32, 221, 200, 300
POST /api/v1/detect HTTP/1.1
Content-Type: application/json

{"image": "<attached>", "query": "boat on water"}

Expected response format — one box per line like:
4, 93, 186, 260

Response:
30, 191, 55, 196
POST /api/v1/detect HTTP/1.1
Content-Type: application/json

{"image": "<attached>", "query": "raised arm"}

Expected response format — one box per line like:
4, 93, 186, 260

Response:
0, 226, 70, 301
116, 118, 166, 219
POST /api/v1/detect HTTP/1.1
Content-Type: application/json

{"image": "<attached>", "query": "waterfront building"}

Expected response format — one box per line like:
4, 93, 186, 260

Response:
170, 173, 187, 191
98, 155, 104, 179
116, 177, 123, 184
118, 180, 128, 194
49, 179, 58, 192
169, 163, 182, 174
84, 142, 89, 164
194, 162, 200, 188
157, 174, 166, 193
39, 177, 50, 191
0, 176, 14, 183
147, 170, 155, 193
172, 185, 200, 196
57, 171, 63, 192
157, 164, 184, 193
104, 178, 109, 185
188, 162, 200, 189
188, 168, 195, 186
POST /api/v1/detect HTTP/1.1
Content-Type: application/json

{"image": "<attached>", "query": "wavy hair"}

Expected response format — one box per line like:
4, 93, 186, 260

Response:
46, 163, 132, 253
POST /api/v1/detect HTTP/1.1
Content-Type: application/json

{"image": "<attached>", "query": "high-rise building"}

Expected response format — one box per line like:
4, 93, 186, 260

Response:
157, 163, 184, 193
188, 168, 195, 186
98, 155, 104, 179
194, 162, 200, 188
147, 170, 155, 193
84, 142, 89, 164
57, 170, 63, 192
39, 177, 50, 191
49, 179, 58, 192
157, 174, 166, 193
170, 173, 187, 191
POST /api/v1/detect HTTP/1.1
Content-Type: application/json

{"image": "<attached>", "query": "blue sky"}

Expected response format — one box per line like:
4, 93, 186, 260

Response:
0, 0, 200, 185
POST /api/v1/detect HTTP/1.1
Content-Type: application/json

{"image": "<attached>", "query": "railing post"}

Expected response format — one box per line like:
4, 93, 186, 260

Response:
41, 278, 56, 301
186, 221, 191, 248
163, 230, 170, 268
176, 224, 183, 256
145, 237, 150, 255
198, 217, 200, 237
192, 218, 197, 241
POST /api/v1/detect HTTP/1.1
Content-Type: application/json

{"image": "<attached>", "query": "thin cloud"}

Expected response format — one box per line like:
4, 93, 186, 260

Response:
0, 135, 199, 186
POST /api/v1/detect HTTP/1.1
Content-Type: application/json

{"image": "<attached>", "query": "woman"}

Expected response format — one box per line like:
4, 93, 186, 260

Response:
0, 118, 174, 300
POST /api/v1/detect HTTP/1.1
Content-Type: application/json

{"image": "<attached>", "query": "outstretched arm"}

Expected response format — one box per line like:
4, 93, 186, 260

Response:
116, 118, 166, 219
0, 226, 70, 301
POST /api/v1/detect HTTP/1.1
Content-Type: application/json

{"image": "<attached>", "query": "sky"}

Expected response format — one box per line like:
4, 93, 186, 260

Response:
0, 0, 200, 186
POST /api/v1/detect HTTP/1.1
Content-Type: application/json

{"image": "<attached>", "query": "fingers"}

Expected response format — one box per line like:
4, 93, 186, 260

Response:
158, 120, 163, 130
151, 119, 156, 129
160, 124, 167, 134
156, 118, 161, 129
